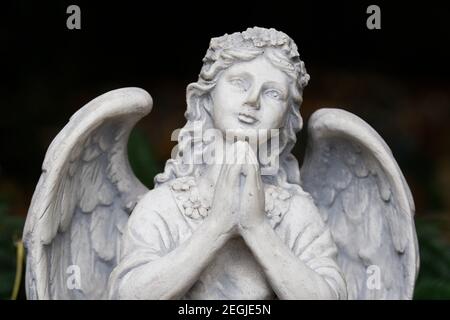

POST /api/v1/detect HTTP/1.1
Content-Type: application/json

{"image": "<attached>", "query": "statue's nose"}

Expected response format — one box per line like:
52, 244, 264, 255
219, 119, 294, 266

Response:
244, 88, 260, 109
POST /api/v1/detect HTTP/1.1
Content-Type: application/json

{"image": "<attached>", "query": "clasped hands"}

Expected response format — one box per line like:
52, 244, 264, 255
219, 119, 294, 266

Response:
209, 141, 267, 238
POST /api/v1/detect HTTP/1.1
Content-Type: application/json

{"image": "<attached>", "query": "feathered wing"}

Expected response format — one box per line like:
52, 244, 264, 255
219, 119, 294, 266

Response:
23, 88, 152, 299
301, 108, 419, 299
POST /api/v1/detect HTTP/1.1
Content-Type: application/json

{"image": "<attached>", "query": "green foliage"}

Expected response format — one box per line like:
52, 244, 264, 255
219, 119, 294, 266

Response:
0, 198, 24, 299
414, 217, 450, 299
127, 128, 160, 189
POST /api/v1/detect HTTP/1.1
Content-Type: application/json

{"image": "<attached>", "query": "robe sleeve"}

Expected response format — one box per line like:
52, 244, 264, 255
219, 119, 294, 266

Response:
107, 187, 182, 299
275, 194, 348, 299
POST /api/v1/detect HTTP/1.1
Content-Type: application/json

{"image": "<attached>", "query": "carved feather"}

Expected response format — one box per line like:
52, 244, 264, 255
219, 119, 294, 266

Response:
23, 88, 152, 299
301, 108, 419, 299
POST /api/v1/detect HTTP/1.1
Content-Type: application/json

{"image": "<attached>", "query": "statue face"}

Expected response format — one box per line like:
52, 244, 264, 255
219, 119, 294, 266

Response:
210, 54, 291, 143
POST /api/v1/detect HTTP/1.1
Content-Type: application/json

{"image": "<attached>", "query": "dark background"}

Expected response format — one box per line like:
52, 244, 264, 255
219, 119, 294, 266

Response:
1, 1, 449, 299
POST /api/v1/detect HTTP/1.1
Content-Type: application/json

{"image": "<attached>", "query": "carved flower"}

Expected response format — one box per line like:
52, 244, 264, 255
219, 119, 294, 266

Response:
171, 178, 291, 224
265, 186, 292, 226
171, 179, 195, 192
201, 27, 310, 90
171, 177, 210, 220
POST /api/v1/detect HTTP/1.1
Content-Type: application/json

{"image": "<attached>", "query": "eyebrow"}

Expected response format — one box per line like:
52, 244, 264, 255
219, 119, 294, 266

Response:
263, 81, 288, 93
225, 68, 290, 93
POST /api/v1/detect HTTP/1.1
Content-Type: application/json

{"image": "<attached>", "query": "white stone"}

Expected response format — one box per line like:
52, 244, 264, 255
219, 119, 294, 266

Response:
23, 27, 419, 300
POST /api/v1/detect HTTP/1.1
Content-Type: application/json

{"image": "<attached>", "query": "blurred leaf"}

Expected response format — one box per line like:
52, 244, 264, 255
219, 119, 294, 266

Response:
0, 196, 25, 299
414, 217, 450, 299
414, 278, 450, 299
127, 128, 159, 189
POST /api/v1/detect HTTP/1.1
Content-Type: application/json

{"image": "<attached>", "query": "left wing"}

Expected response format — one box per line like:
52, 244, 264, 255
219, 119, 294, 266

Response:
301, 108, 419, 299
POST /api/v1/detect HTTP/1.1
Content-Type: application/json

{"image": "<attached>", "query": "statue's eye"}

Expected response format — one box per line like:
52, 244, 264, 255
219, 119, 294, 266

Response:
229, 78, 247, 91
265, 89, 282, 100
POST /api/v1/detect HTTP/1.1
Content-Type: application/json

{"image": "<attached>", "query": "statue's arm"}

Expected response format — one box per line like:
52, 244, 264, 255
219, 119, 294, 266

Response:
109, 161, 244, 300
241, 220, 340, 300
238, 153, 345, 299
234, 146, 346, 299
110, 212, 231, 300
240, 167, 346, 300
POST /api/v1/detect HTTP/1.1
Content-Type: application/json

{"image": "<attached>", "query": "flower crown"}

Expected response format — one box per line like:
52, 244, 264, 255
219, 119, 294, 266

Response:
202, 27, 310, 89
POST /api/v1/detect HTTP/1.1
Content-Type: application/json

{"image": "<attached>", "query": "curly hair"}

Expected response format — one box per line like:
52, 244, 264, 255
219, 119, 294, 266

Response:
154, 27, 310, 194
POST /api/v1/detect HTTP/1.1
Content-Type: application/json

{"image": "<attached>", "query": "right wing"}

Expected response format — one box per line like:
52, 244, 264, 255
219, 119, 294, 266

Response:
23, 88, 152, 299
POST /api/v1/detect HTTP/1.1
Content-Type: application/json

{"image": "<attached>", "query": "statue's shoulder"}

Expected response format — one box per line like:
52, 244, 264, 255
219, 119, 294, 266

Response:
270, 185, 324, 230
133, 176, 209, 221
130, 181, 179, 221
125, 181, 191, 246
127, 178, 198, 235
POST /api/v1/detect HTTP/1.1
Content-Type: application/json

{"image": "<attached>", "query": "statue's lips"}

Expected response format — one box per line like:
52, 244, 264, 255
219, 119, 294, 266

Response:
238, 112, 259, 124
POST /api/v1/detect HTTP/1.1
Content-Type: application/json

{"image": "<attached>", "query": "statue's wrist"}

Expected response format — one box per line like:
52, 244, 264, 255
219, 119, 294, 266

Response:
205, 214, 236, 241
239, 218, 268, 240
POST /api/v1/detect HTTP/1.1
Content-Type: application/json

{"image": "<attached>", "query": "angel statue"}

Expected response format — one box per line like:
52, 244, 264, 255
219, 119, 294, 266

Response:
23, 27, 419, 300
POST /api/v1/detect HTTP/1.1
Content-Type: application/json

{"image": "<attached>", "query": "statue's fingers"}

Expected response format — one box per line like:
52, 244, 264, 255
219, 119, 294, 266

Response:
243, 162, 261, 194
218, 163, 230, 181
246, 145, 259, 167
221, 146, 245, 192
216, 163, 234, 194
227, 151, 246, 187
244, 146, 261, 186
234, 140, 249, 163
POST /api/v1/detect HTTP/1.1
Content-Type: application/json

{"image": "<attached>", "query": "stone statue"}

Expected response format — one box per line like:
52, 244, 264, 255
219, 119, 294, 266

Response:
23, 27, 419, 300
